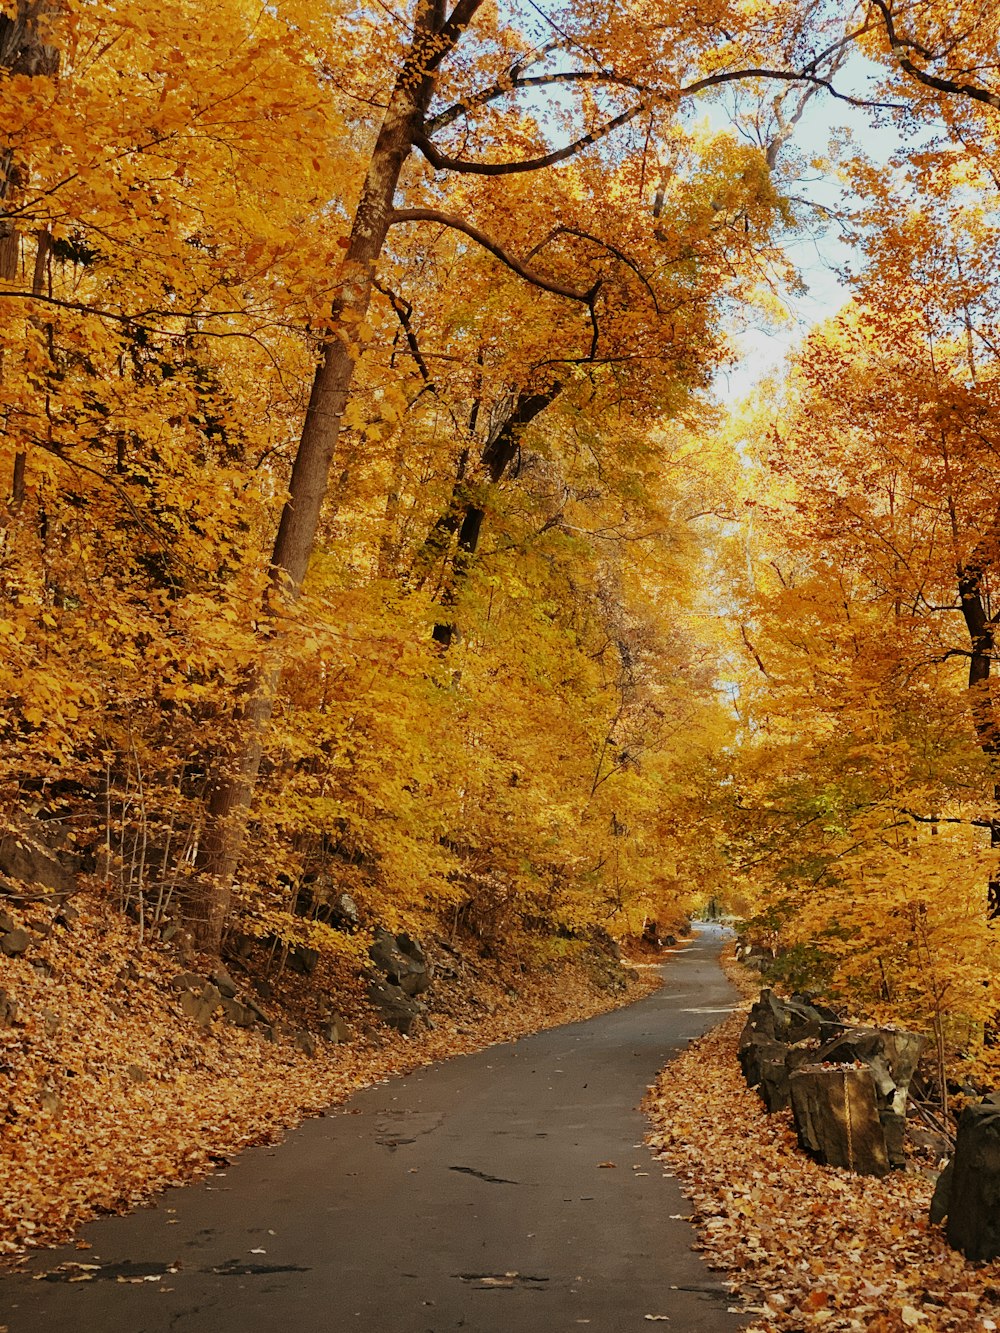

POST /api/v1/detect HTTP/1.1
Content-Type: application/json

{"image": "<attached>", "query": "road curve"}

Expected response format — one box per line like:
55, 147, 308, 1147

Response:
2, 923, 747, 1333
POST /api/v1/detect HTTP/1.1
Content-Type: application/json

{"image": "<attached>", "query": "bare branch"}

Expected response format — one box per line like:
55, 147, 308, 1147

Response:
870, 0, 1000, 109
741, 623, 769, 677
427, 67, 645, 132
525, 225, 661, 313
0, 286, 249, 328
407, 0, 487, 78
426, 40, 563, 131
680, 65, 904, 112
388, 207, 600, 306
766, 78, 823, 170
586, 296, 600, 359
902, 809, 993, 829
413, 101, 647, 175
372, 278, 434, 384
436, 0, 486, 53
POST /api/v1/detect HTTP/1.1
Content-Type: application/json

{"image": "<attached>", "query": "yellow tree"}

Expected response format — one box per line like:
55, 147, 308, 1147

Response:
191, 0, 864, 948
718, 313, 1000, 1068
0, 0, 352, 921
0, 0, 874, 949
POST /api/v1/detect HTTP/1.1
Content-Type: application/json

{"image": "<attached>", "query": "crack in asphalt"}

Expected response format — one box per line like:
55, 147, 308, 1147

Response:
448, 1165, 518, 1185
35, 1258, 310, 1283
455, 1272, 549, 1289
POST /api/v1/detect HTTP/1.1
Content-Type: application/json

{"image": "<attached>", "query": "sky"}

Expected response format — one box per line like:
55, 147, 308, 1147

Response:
712, 59, 905, 404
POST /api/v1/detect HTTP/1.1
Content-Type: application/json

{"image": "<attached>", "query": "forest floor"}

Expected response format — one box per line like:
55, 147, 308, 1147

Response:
0, 891, 659, 1263
645, 949, 1000, 1333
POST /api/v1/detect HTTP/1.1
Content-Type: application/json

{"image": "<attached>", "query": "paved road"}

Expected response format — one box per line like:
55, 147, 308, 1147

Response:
1, 923, 746, 1333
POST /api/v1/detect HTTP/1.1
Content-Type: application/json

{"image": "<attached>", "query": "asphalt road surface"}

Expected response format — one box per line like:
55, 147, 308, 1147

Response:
1, 923, 748, 1333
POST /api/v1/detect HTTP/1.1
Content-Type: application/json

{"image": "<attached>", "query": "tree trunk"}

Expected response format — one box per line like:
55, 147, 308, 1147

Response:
990, 782, 1000, 920
431, 386, 560, 646
956, 564, 1000, 917
1, 4, 59, 511
190, 13, 441, 950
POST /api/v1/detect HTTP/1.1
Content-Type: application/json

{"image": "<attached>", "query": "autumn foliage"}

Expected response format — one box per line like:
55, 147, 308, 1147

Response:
1, 0, 999, 1083
0, 0, 801, 959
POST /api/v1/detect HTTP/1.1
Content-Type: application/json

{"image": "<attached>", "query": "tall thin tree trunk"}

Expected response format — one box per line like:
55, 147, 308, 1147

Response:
190, 11, 441, 951
431, 386, 560, 647
1, 4, 59, 514
954, 564, 1000, 918
990, 782, 1000, 920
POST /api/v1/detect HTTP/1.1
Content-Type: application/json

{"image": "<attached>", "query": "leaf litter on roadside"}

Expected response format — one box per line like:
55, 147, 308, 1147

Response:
0, 897, 660, 1260
644, 956, 1000, 1332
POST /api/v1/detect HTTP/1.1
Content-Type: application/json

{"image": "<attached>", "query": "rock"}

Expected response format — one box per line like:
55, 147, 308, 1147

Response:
930, 1158, 953, 1226
367, 977, 426, 1035
738, 994, 921, 1171
171, 970, 207, 992
0, 909, 15, 933
209, 964, 238, 999
225, 931, 256, 960
881, 1112, 907, 1170
243, 995, 272, 1025
789, 1064, 891, 1177
944, 1101, 1000, 1260
0, 826, 75, 894
179, 983, 222, 1026
791, 991, 843, 1039
126, 1063, 149, 1084
1, 928, 30, 956
330, 891, 360, 931
369, 927, 431, 997
0, 988, 17, 1026
589, 927, 622, 961
791, 991, 841, 1023
818, 1027, 924, 1098
162, 923, 195, 959
293, 1029, 317, 1058
815, 1027, 925, 1169
320, 1013, 352, 1044
736, 943, 775, 973
220, 997, 255, 1028
286, 944, 319, 976
907, 1123, 952, 1163
737, 989, 833, 1110
738, 1034, 793, 1112
40, 1008, 60, 1037
741, 988, 826, 1047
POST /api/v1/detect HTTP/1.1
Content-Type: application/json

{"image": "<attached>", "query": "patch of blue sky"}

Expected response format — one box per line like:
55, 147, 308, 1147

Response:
705, 54, 919, 403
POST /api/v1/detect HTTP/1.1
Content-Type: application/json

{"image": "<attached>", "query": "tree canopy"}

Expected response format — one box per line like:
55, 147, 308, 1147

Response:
1, 0, 999, 1067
